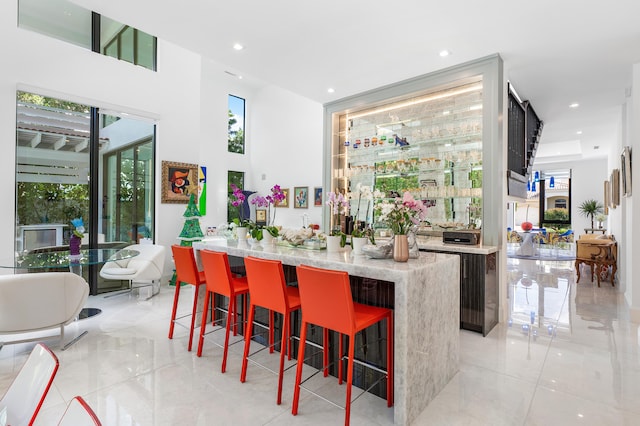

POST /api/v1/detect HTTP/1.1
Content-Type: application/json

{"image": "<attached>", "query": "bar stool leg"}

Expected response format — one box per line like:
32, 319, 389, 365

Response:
168, 279, 182, 339
276, 313, 289, 405
188, 284, 200, 351
387, 314, 394, 407
196, 290, 211, 357
323, 327, 330, 377
344, 334, 356, 426
240, 304, 256, 383
292, 320, 309, 416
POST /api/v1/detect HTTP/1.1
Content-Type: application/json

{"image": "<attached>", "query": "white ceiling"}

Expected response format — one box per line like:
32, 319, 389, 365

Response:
73, 0, 640, 163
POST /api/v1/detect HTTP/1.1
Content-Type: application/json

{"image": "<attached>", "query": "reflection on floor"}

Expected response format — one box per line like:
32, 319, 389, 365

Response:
1, 258, 638, 425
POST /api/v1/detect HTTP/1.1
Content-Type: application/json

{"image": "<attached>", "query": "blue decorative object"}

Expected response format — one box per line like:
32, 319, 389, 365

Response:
534, 171, 539, 182
549, 176, 555, 188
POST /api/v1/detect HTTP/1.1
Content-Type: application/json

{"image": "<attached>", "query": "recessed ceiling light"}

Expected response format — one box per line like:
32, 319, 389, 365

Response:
569, 102, 579, 108
233, 43, 244, 51
576, 130, 583, 135
327, 88, 335, 93
237, 75, 243, 80
439, 50, 451, 57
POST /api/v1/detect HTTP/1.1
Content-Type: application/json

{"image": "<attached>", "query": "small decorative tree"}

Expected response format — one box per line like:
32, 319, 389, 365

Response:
578, 199, 604, 229
178, 194, 204, 247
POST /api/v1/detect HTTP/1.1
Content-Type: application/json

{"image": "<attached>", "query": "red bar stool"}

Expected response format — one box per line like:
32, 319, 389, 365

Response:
292, 264, 393, 426
196, 249, 249, 373
240, 256, 302, 404
168, 245, 206, 351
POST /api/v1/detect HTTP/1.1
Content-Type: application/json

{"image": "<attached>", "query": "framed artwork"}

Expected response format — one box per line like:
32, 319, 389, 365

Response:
611, 169, 620, 207
621, 146, 632, 197
256, 209, 267, 226
313, 187, 323, 206
161, 161, 198, 203
275, 188, 289, 208
604, 180, 610, 215
294, 186, 309, 208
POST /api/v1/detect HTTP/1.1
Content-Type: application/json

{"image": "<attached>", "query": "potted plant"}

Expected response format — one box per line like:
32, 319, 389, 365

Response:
578, 199, 604, 229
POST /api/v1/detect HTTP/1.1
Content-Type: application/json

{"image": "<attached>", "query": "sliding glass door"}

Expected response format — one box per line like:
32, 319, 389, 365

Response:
16, 92, 155, 294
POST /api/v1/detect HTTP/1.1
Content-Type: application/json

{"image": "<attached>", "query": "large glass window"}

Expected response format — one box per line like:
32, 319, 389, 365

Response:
16, 91, 156, 294
228, 95, 245, 154
18, 0, 157, 71
101, 16, 157, 70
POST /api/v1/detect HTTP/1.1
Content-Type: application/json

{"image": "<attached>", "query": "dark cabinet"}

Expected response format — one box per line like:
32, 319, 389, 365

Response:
459, 252, 498, 336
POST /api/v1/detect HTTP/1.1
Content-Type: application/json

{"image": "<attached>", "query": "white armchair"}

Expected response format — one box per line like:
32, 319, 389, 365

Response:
100, 244, 166, 299
0, 272, 89, 349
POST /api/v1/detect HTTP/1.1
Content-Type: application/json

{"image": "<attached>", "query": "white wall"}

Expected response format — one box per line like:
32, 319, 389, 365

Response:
1, 1, 324, 273
1, 1, 197, 265
626, 63, 639, 320
248, 85, 324, 229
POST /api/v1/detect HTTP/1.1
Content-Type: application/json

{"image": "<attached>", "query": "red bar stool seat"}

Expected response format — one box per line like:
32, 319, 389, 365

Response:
168, 245, 206, 351
197, 249, 249, 373
240, 256, 302, 404
292, 264, 393, 426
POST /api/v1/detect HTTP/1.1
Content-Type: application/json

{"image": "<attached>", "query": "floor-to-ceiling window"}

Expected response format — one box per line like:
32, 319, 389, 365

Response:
15, 92, 156, 294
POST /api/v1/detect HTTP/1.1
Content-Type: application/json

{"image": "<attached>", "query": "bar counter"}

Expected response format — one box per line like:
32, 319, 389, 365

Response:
193, 239, 460, 425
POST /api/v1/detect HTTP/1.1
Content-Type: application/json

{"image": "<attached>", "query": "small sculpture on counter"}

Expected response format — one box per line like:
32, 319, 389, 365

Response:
361, 229, 420, 259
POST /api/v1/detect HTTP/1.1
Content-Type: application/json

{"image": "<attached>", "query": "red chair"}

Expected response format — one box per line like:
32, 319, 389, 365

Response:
196, 250, 249, 373
57, 396, 101, 425
292, 265, 393, 426
240, 256, 302, 404
0, 343, 59, 426
168, 245, 206, 351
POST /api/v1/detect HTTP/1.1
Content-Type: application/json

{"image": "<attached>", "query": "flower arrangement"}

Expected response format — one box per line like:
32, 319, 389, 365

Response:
377, 191, 428, 235
250, 184, 286, 239
326, 191, 349, 246
229, 183, 251, 227
70, 218, 85, 238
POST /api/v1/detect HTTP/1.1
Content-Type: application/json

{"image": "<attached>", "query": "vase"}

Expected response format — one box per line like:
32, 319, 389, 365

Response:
235, 226, 248, 241
262, 230, 274, 245
351, 236, 367, 256
69, 234, 81, 256
326, 235, 341, 252
393, 234, 409, 262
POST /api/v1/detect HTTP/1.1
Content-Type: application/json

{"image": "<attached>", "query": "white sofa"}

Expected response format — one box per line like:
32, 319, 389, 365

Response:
0, 272, 89, 348
100, 244, 166, 299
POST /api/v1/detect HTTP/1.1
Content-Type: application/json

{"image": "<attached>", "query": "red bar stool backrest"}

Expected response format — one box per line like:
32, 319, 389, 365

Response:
295, 265, 356, 335
171, 245, 203, 286
200, 250, 235, 297
244, 256, 289, 312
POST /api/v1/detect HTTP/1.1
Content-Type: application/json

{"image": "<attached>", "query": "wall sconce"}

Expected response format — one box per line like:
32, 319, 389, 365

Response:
549, 176, 555, 188
534, 171, 539, 182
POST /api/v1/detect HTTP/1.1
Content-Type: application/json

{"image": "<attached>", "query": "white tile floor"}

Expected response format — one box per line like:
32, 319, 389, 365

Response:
1, 258, 638, 425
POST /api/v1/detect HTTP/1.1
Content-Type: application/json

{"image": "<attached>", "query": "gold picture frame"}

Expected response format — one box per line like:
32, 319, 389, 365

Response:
611, 168, 620, 207
275, 188, 289, 208
161, 161, 199, 204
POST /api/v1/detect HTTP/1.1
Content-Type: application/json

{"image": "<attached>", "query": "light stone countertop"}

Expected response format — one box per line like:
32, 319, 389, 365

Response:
194, 239, 460, 425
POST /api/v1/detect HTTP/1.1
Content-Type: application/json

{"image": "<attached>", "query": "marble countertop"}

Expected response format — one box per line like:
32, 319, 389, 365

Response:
193, 239, 455, 282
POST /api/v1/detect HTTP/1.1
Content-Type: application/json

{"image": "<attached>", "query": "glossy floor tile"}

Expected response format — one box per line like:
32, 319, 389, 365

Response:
1, 258, 638, 425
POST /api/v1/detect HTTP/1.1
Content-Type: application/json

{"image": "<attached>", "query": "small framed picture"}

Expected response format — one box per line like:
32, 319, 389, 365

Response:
313, 187, 323, 206
294, 186, 308, 209
275, 188, 289, 208
256, 209, 267, 226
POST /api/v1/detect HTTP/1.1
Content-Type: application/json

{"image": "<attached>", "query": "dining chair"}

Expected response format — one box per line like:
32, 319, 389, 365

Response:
57, 396, 102, 425
196, 249, 249, 373
169, 245, 206, 351
240, 256, 301, 404
0, 343, 59, 426
292, 265, 393, 426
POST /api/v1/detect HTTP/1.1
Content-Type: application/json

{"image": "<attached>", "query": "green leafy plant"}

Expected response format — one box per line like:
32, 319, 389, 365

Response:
578, 199, 604, 229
